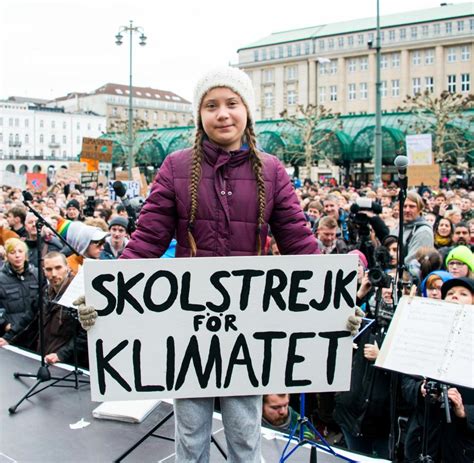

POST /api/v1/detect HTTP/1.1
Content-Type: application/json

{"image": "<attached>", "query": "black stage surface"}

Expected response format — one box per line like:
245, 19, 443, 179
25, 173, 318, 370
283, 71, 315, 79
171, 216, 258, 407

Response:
0, 347, 386, 463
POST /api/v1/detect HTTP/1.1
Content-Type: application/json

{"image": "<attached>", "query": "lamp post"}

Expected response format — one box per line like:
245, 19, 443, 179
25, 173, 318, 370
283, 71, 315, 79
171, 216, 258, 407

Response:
115, 20, 147, 179
373, 0, 383, 188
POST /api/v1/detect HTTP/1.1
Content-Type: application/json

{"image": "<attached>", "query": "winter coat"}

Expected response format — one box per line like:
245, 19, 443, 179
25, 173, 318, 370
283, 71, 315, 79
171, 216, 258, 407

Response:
401, 375, 474, 462
100, 237, 128, 260
122, 141, 318, 259
0, 262, 40, 348
391, 217, 433, 265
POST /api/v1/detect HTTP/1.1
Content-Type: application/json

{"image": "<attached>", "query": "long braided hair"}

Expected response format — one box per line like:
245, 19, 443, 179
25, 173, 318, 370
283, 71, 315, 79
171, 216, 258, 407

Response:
187, 119, 266, 257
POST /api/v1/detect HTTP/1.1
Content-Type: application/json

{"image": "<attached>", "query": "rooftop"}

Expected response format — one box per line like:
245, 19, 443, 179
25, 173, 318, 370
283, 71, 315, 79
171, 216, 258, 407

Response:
239, 2, 473, 50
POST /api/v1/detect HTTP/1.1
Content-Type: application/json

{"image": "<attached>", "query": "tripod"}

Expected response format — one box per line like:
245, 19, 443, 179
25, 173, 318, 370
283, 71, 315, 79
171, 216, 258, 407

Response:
280, 393, 357, 463
114, 406, 228, 462
8, 191, 89, 414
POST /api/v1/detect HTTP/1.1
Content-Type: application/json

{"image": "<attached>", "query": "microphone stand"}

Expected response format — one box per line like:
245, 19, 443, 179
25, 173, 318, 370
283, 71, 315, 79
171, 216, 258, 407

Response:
395, 174, 407, 304
8, 192, 88, 414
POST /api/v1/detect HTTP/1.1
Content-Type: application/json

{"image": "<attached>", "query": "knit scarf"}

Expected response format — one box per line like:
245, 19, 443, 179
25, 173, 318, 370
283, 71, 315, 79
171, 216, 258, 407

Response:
434, 233, 451, 248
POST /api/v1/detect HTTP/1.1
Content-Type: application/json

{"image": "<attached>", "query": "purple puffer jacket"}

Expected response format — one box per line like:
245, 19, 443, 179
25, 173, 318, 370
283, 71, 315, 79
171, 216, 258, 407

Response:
121, 140, 319, 259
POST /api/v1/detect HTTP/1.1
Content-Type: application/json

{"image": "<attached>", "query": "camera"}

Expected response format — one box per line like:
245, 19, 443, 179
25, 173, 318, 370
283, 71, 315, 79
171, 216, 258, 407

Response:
368, 267, 393, 288
83, 189, 96, 217
425, 380, 450, 397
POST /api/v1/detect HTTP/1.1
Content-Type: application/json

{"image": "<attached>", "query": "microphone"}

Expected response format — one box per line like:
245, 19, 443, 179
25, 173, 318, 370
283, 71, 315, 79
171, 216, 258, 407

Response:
112, 181, 128, 199
112, 181, 137, 231
394, 155, 409, 181
22, 190, 34, 202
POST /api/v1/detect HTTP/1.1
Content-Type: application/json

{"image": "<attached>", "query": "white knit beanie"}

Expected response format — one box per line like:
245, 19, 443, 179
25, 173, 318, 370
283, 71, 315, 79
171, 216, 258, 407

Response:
193, 66, 256, 128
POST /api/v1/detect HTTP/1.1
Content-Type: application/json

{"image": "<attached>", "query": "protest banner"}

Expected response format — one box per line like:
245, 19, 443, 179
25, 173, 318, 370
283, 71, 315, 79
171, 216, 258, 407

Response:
81, 171, 99, 188
407, 164, 440, 188
0, 171, 26, 190
406, 134, 432, 165
26, 173, 47, 192
108, 180, 140, 200
376, 296, 473, 389
84, 254, 357, 402
81, 137, 113, 162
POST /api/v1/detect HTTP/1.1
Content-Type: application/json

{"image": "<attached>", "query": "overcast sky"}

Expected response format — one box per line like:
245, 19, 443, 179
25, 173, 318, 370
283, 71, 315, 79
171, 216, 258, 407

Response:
0, 0, 463, 102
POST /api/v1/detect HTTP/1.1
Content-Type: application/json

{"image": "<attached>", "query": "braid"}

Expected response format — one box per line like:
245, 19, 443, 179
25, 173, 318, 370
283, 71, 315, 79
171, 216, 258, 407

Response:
246, 125, 266, 256
188, 128, 205, 257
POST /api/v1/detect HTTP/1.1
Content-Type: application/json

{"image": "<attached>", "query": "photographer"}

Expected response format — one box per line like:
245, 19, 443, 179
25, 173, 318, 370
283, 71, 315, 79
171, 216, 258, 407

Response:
401, 277, 474, 462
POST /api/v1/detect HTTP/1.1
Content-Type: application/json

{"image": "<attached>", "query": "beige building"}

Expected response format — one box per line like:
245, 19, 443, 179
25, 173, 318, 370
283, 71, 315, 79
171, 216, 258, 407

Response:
50, 83, 192, 130
237, 3, 473, 120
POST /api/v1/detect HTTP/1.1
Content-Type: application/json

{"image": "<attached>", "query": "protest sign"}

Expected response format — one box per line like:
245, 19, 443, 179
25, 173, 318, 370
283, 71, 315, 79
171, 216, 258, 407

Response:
84, 254, 357, 402
0, 171, 26, 190
406, 134, 433, 165
81, 137, 113, 162
81, 172, 99, 188
108, 180, 140, 200
26, 173, 47, 192
376, 296, 473, 388
407, 164, 440, 188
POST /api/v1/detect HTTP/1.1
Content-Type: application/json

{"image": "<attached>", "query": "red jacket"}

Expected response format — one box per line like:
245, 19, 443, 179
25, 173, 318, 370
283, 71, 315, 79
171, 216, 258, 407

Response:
122, 141, 319, 259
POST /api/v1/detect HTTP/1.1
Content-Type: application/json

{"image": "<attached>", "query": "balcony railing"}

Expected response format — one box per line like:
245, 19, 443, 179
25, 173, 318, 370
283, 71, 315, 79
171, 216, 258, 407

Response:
0, 154, 79, 161
8, 141, 22, 147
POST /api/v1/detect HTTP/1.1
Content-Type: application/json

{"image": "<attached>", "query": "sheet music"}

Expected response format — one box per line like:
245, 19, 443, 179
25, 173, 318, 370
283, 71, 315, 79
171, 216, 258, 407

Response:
376, 296, 473, 388
57, 265, 85, 309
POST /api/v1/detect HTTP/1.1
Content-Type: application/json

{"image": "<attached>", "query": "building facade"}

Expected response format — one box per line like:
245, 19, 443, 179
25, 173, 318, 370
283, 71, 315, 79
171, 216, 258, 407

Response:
50, 83, 192, 131
237, 3, 473, 120
0, 98, 106, 174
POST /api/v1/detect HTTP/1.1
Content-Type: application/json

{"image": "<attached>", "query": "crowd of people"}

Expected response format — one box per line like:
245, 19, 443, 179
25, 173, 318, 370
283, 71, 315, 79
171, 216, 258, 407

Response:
0, 65, 472, 462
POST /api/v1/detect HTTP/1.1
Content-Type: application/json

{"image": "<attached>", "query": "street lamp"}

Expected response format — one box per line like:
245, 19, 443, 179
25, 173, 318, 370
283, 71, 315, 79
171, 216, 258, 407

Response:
115, 20, 147, 179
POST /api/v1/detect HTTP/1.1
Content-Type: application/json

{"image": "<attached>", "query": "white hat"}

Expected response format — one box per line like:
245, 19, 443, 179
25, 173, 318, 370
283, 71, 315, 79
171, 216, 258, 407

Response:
193, 66, 256, 128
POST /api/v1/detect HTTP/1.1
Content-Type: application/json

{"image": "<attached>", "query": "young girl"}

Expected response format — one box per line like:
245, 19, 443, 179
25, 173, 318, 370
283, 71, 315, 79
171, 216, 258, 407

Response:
78, 67, 360, 462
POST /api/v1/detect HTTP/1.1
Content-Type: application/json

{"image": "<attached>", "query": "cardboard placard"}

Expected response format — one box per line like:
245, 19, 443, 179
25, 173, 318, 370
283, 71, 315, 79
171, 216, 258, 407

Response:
407, 164, 440, 188
26, 173, 48, 192
108, 181, 140, 200
81, 172, 99, 188
115, 171, 130, 181
0, 171, 26, 190
80, 157, 100, 172
406, 134, 433, 165
83, 254, 357, 401
81, 137, 113, 162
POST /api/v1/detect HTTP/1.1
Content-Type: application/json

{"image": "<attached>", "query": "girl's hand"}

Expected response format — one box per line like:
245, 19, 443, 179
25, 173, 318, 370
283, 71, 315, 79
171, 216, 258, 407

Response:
363, 340, 379, 361
448, 388, 466, 418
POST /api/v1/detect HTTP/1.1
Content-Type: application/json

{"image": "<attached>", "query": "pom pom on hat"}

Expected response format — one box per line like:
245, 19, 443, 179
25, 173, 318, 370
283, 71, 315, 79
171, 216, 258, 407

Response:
193, 66, 256, 128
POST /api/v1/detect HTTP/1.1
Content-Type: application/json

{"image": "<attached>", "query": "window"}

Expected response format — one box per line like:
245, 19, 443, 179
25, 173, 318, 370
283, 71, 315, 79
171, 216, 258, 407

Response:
381, 81, 387, 98
425, 49, 434, 65
338, 37, 344, 47
330, 85, 337, 101
412, 77, 421, 95
348, 36, 354, 46
254, 50, 259, 61
319, 87, 326, 103
445, 22, 452, 34
471, 19, 474, 31
447, 74, 456, 93
319, 62, 328, 75
25, 134, 29, 144
457, 20, 464, 32
348, 83, 356, 100
8, 134, 13, 143
261, 49, 267, 60
279, 46, 284, 58
63, 121, 66, 129
76, 122, 80, 130
389, 30, 395, 41
348, 59, 356, 72
295, 44, 301, 56
112, 107, 118, 116
433, 23, 441, 35
14, 134, 19, 143
287, 45, 292, 57
287, 90, 297, 105
400, 28, 406, 40
330, 60, 337, 74
319, 40, 325, 50
461, 74, 470, 92
412, 51, 421, 65
391, 52, 400, 67
380, 55, 388, 69
447, 47, 457, 62
328, 38, 334, 49
357, 34, 364, 45
144, 110, 148, 119
15, 118, 19, 127
360, 57, 368, 71
25, 150, 29, 157
153, 111, 158, 121
360, 82, 368, 99
411, 27, 417, 39
286, 66, 297, 80
40, 149, 44, 156
51, 134, 56, 143
264, 91, 274, 108
263, 69, 274, 83
25, 119, 29, 128
51, 120, 55, 128
39, 134, 44, 144
304, 42, 311, 54
391, 79, 400, 97
368, 32, 374, 43
40, 119, 44, 128
422, 25, 429, 37
425, 76, 434, 93
63, 135, 67, 143
269, 48, 275, 59
461, 45, 471, 61
76, 136, 80, 144
380, 31, 385, 42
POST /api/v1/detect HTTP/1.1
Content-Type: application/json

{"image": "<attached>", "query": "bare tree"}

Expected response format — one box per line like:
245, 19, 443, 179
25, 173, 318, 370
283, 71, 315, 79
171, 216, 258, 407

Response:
279, 104, 341, 173
400, 90, 473, 167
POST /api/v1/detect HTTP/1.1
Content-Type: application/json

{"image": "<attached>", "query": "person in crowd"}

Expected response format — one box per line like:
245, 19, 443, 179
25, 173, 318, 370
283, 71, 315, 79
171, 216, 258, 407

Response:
75, 66, 362, 463
438, 221, 473, 265
0, 238, 39, 349
6, 206, 27, 239
420, 270, 452, 299
408, 246, 442, 288
100, 216, 129, 260
444, 208, 463, 226
460, 195, 473, 222
433, 217, 454, 249
381, 235, 398, 270
65, 199, 83, 222
315, 216, 348, 254
349, 249, 372, 308
322, 194, 349, 241
445, 245, 474, 279
262, 394, 315, 440
380, 206, 397, 230
402, 277, 474, 462
391, 191, 433, 265
39, 251, 88, 367
424, 212, 437, 228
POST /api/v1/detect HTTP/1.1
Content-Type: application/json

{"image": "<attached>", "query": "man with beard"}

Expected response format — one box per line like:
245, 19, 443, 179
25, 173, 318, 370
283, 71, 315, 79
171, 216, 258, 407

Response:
439, 222, 473, 266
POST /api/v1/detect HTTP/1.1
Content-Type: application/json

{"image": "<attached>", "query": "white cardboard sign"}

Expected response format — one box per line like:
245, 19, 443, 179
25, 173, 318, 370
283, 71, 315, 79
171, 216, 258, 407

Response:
376, 296, 473, 388
406, 133, 433, 165
84, 254, 357, 401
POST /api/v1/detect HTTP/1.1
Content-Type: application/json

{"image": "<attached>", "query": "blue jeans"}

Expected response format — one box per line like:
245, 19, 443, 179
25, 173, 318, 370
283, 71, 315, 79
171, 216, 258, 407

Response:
174, 395, 262, 463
